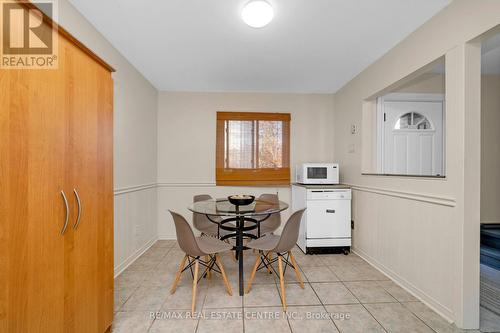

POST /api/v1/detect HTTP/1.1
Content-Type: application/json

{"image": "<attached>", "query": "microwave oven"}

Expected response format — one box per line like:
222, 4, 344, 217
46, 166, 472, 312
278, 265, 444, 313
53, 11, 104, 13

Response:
296, 163, 339, 185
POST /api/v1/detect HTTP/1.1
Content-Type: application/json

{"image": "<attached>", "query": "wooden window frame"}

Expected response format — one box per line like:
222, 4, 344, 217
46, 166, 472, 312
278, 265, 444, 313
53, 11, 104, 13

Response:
216, 112, 291, 186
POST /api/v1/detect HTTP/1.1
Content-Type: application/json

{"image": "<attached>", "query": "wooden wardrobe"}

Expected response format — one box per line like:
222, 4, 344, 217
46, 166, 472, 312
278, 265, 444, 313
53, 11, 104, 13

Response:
0, 4, 114, 333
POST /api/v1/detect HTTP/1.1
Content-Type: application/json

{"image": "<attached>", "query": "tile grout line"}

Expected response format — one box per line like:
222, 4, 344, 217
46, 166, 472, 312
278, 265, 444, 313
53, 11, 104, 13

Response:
242, 301, 245, 333
194, 282, 208, 333
272, 275, 295, 333
120, 242, 449, 333
316, 251, 443, 333
369, 276, 441, 333
338, 279, 389, 333
148, 241, 200, 332
308, 282, 343, 332
116, 243, 175, 313
145, 316, 156, 333
298, 258, 342, 332
274, 251, 408, 332
303, 252, 391, 332
398, 301, 441, 333
201, 256, 245, 333
284, 284, 295, 333
145, 241, 177, 333
339, 275, 440, 333
115, 283, 142, 312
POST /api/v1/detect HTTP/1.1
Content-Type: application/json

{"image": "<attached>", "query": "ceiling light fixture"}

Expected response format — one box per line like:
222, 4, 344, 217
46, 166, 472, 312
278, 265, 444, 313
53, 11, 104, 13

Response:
241, 1, 274, 28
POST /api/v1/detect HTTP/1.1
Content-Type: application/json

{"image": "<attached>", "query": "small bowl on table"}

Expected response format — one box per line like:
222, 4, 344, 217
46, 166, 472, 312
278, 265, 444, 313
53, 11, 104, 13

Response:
228, 195, 255, 206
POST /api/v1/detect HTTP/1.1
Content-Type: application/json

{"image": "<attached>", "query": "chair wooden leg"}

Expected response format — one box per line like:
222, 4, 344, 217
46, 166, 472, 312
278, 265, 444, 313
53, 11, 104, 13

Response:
205, 255, 212, 279
216, 254, 233, 296
224, 239, 237, 262
191, 259, 199, 313
278, 255, 287, 311
246, 252, 262, 293
288, 251, 304, 289
171, 255, 188, 294
266, 252, 272, 274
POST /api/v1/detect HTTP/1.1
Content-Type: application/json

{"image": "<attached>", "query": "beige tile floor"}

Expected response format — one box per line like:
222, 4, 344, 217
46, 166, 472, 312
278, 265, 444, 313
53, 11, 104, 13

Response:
113, 240, 489, 333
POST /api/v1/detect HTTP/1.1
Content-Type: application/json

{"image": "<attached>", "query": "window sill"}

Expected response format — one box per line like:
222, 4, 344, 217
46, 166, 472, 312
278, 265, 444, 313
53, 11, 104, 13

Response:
361, 173, 446, 180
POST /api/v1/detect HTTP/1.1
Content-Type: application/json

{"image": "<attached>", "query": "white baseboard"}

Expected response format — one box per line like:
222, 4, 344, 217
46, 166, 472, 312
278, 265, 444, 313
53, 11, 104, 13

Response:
352, 247, 455, 324
158, 234, 177, 240
114, 236, 158, 278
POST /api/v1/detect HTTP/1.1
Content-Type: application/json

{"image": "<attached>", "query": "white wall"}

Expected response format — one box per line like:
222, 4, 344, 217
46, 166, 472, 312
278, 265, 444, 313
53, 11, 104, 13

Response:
481, 75, 500, 224
333, 0, 500, 328
393, 73, 445, 94
55, 0, 159, 275
157, 92, 334, 239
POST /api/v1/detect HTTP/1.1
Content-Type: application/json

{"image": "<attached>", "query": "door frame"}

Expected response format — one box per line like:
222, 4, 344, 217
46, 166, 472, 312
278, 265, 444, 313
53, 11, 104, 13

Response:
376, 92, 446, 174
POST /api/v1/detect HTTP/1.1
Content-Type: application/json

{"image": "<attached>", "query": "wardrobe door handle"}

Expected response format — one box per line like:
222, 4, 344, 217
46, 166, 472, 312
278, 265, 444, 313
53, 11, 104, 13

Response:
61, 191, 69, 235
73, 189, 82, 230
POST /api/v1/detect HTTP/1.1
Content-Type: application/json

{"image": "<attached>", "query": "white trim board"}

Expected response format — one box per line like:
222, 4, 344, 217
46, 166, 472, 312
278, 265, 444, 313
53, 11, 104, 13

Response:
114, 183, 157, 195
157, 182, 217, 188
118, 181, 456, 206
345, 183, 456, 207
352, 247, 455, 324
114, 236, 158, 278
156, 182, 291, 188
158, 235, 177, 240
381, 93, 446, 102
115, 182, 457, 206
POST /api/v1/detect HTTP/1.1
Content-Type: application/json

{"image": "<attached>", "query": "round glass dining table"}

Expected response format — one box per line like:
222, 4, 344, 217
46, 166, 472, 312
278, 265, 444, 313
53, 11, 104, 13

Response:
188, 198, 289, 296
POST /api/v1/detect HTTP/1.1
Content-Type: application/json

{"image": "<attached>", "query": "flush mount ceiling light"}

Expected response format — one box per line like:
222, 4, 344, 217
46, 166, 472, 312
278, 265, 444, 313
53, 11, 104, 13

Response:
241, 1, 274, 28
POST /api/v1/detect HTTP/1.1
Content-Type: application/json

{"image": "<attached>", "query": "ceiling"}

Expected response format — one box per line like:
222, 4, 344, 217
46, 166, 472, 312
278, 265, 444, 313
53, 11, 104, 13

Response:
69, 0, 451, 93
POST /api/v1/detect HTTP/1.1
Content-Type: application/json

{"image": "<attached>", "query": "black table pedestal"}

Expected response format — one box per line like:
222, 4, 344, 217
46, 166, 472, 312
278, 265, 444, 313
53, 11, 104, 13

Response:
208, 212, 269, 296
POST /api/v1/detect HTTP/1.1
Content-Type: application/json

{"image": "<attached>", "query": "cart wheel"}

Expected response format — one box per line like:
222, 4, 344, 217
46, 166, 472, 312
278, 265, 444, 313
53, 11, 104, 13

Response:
343, 248, 349, 255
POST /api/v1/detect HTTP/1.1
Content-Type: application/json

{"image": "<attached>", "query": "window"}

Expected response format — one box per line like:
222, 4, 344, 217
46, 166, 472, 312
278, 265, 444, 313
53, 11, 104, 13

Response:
216, 112, 290, 186
394, 112, 432, 130
361, 56, 446, 177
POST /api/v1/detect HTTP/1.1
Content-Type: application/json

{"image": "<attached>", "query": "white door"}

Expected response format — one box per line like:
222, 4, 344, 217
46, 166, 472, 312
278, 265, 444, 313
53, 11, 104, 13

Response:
381, 97, 444, 176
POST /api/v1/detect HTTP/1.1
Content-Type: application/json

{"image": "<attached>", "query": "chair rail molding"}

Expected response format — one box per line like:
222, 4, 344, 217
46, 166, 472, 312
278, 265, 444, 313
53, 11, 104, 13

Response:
115, 182, 456, 207
157, 182, 217, 188
345, 183, 456, 207
114, 183, 157, 195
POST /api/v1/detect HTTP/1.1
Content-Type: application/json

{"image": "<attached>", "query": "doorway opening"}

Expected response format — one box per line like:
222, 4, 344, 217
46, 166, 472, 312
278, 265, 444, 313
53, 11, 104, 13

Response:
377, 93, 445, 176
480, 31, 500, 333
370, 57, 446, 177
